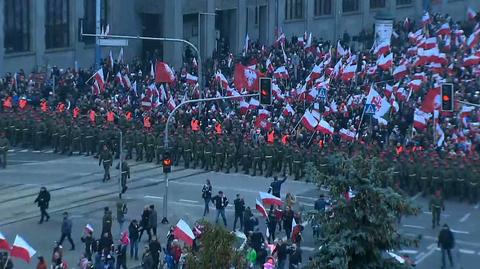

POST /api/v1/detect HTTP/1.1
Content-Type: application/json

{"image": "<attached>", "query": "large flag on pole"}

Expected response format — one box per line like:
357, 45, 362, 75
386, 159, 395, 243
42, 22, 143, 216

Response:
256, 199, 268, 218
10, 235, 36, 263
0, 232, 10, 250
259, 192, 283, 206
173, 219, 195, 246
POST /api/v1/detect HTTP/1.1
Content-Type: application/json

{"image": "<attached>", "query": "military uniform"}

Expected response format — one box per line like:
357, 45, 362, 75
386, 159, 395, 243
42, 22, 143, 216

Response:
117, 160, 130, 197
70, 126, 81, 155
292, 147, 303, 180
252, 145, 263, 176
429, 194, 444, 229
145, 133, 155, 162
283, 145, 293, 176
214, 140, 225, 172
274, 143, 284, 173
203, 140, 213, 171
135, 130, 145, 161
225, 140, 237, 173
155, 134, 164, 164
240, 142, 251, 174
125, 130, 134, 160
183, 136, 193, 169
99, 147, 113, 182
0, 135, 9, 168
192, 136, 204, 169
264, 144, 274, 177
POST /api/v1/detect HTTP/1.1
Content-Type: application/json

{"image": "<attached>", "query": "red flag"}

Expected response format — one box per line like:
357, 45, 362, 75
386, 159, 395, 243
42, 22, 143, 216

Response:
155, 62, 175, 83
0, 232, 10, 251
256, 199, 268, 218
234, 64, 262, 91
421, 87, 441, 113
10, 235, 36, 263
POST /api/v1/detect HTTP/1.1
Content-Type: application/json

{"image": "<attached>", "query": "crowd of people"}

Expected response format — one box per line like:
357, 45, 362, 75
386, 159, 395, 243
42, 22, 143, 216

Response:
0, 8, 480, 269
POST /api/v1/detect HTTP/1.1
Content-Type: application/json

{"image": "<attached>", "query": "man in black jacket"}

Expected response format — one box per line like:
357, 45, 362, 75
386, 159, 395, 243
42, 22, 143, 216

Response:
128, 219, 140, 260
233, 194, 245, 231
34, 187, 50, 224
268, 176, 287, 198
212, 191, 228, 226
438, 223, 455, 269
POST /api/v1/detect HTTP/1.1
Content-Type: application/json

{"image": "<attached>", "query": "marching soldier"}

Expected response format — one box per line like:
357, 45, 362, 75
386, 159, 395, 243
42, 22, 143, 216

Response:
274, 142, 284, 173
0, 132, 9, 169
214, 139, 225, 172
292, 146, 303, 180
70, 125, 81, 156
203, 139, 213, 171
155, 133, 164, 165
252, 144, 263, 177
96, 126, 106, 157
225, 139, 236, 173
85, 124, 96, 156
240, 141, 251, 174
125, 129, 134, 160
429, 191, 444, 229
192, 135, 203, 169
116, 158, 130, 198
183, 134, 192, 169
99, 145, 113, 182
135, 129, 145, 162
146, 131, 155, 162
467, 168, 479, 204
264, 144, 274, 178
283, 144, 293, 177
33, 120, 46, 150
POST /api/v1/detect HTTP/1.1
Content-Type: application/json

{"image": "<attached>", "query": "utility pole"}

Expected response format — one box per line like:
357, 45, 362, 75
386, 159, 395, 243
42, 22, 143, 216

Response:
95, 0, 101, 69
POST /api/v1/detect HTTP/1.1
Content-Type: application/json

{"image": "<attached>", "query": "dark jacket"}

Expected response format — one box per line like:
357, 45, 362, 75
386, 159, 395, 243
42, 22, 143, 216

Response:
234, 198, 245, 214
35, 190, 50, 208
128, 222, 140, 241
212, 195, 229, 209
102, 211, 113, 233
141, 252, 154, 269
314, 198, 326, 212
438, 227, 455, 249
80, 234, 96, 256
202, 184, 212, 200
269, 177, 287, 197
149, 209, 157, 228
61, 217, 72, 234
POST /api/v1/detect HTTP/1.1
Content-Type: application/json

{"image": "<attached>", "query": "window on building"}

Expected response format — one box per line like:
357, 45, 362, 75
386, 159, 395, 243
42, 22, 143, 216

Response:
370, 0, 386, 9
343, 0, 360, 13
83, 0, 108, 44
314, 0, 332, 16
45, 0, 70, 49
396, 0, 413, 5
4, 0, 30, 53
285, 0, 304, 20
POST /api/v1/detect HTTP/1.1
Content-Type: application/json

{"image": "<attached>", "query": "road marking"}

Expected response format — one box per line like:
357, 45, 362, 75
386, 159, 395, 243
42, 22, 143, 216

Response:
414, 252, 425, 260
398, 249, 418, 254
32, 150, 41, 153
20, 149, 28, 152
144, 195, 163, 199
411, 192, 422, 201
296, 195, 318, 201
7, 149, 15, 152
301, 246, 315, 252
403, 224, 425, 230
474, 203, 479, 209
422, 211, 450, 217
421, 235, 480, 247
450, 229, 470, 234
416, 243, 437, 264
179, 199, 199, 204
459, 249, 475, 255
459, 212, 471, 223
299, 202, 314, 207
43, 150, 54, 153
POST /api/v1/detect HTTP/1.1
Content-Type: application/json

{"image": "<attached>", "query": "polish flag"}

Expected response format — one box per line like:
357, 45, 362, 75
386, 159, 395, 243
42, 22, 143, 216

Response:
167, 97, 176, 111
377, 53, 393, 71
275, 33, 286, 48
339, 128, 356, 141
301, 110, 319, 131
341, 63, 357, 81
215, 71, 229, 89
422, 37, 437, 50
249, 98, 260, 109
306, 64, 322, 84
159, 85, 167, 101
297, 36, 305, 47
413, 109, 430, 130
108, 50, 114, 69
466, 29, 480, 49
274, 66, 289, 79
317, 119, 334, 135
467, 7, 477, 21
266, 57, 274, 73
255, 117, 273, 130
0, 232, 10, 250
234, 64, 262, 91
374, 41, 390, 56
258, 108, 271, 120
272, 83, 284, 101
91, 81, 100, 96
93, 68, 105, 92
431, 53, 448, 65
396, 87, 411, 102
256, 199, 268, 218
384, 84, 393, 98
463, 55, 480, 67
155, 62, 175, 83
460, 105, 475, 118
115, 72, 124, 87
85, 224, 94, 234
393, 64, 408, 81
186, 73, 198, 85
337, 41, 347, 57
10, 235, 36, 263
367, 64, 377, 75
408, 79, 422, 92
122, 74, 131, 89
239, 100, 249, 114
259, 192, 283, 207
306, 88, 319, 102
437, 23, 451, 36
173, 219, 195, 246
421, 87, 441, 113
283, 103, 295, 116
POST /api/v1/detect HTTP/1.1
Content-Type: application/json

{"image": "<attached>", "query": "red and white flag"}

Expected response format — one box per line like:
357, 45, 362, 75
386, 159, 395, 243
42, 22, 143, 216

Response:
437, 23, 451, 36
173, 219, 195, 246
239, 100, 249, 114
466, 29, 480, 49
339, 128, 356, 141
275, 32, 286, 48
234, 64, 262, 91
117, 48, 124, 64
93, 68, 105, 92
108, 50, 114, 69
259, 192, 283, 207
317, 119, 334, 135
337, 41, 347, 57
167, 97, 176, 111
249, 98, 260, 109
115, 72, 124, 87
283, 104, 295, 117
186, 73, 198, 85
301, 110, 319, 131
255, 117, 273, 130
155, 62, 175, 83
413, 109, 430, 130
0, 232, 10, 250
393, 63, 408, 81
122, 74, 131, 89
468, 7, 477, 21
463, 54, 480, 67
274, 66, 289, 79
422, 37, 438, 50
408, 79, 422, 92
306, 65, 322, 84
256, 199, 268, 218
422, 11, 431, 26
258, 108, 271, 120
215, 71, 229, 89
341, 63, 357, 81
377, 53, 393, 70
421, 87, 441, 113
374, 41, 390, 56
10, 235, 36, 263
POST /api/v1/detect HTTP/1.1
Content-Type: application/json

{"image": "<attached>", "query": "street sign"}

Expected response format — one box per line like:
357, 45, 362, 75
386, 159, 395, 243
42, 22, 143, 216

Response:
319, 88, 327, 99
98, 39, 129, 47
365, 104, 376, 114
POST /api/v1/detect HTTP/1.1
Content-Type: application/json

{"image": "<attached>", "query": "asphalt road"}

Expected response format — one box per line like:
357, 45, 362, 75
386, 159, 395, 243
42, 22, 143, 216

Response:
0, 149, 479, 269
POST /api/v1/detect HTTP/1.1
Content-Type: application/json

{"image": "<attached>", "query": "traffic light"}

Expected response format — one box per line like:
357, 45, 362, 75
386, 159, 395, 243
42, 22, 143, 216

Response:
162, 152, 172, 173
259, 77, 272, 105
441, 83, 454, 112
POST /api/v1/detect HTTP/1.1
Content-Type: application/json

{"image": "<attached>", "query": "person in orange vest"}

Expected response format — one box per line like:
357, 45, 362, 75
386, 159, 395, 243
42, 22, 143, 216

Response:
143, 116, 151, 129
214, 121, 222, 135
191, 118, 200, 132
395, 142, 404, 156
267, 129, 275, 144
2, 97, 12, 109
125, 111, 132, 121
73, 107, 80, 118
56, 102, 65, 113
89, 110, 96, 123
107, 111, 115, 122
19, 99, 27, 109
40, 99, 48, 112
281, 134, 289, 145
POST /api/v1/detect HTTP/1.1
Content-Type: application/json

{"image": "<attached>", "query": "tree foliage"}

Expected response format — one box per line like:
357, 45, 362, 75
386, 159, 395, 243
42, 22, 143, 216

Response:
308, 154, 420, 269
186, 222, 247, 269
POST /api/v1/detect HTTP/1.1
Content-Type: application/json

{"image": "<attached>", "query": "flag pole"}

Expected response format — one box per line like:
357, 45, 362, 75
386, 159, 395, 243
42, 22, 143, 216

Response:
291, 103, 314, 133
3, 252, 10, 269
307, 130, 318, 146
355, 106, 366, 141
433, 110, 437, 146
84, 72, 97, 85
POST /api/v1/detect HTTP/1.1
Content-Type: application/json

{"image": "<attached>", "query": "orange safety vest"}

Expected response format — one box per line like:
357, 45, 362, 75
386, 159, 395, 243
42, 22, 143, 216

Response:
318, 140, 324, 148
395, 146, 404, 155
107, 111, 115, 122
215, 123, 222, 134
281, 135, 288, 145
40, 101, 48, 112
126, 112, 132, 121
3, 97, 12, 108
89, 110, 96, 122
19, 99, 27, 109
267, 130, 275, 144
73, 107, 80, 118
144, 116, 151, 128
191, 119, 200, 131
57, 103, 65, 112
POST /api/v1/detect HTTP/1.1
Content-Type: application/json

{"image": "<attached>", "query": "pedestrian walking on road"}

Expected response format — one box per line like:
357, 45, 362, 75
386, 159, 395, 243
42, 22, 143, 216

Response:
58, 212, 75, 250
102, 207, 113, 237
202, 179, 212, 216
116, 199, 128, 232
128, 219, 140, 260
268, 176, 287, 198
80, 224, 96, 261
148, 204, 158, 237
35, 186, 51, 224
438, 223, 455, 269
139, 206, 151, 241
212, 191, 229, 226
429, 190, 445, 229
233, 194, 245, 231
99, 145, 113, 182
116, 158, 130, 198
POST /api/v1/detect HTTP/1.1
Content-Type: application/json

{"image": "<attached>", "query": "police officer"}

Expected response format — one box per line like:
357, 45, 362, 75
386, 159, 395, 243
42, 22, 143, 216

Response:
99, 144, 113, 182
34, 187, 51, 224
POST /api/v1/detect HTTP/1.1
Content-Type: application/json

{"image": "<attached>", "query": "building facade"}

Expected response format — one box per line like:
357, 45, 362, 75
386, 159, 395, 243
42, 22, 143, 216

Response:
0, 0, 479, 75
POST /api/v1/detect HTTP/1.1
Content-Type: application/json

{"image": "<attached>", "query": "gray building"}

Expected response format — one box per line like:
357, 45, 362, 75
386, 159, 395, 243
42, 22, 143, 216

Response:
0, 0, 479, 75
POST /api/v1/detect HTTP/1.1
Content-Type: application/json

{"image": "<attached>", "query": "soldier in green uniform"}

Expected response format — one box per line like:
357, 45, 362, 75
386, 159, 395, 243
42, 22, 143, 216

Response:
292, 146, 302, 180
264, 144, 274, 177
252, 144, 263, 176
0, 132, 9, 168
155, 134, 164, 165
116, 158, 130, 198
145, 132, 156, 162
442, 162, 455, 200
407, 159, 418, 195
99, 144, 113, 182
172, 132, 181, 165
274, 142, 284, 173
96, 126, 106, 158
183, 134, 192, 169
84, 125, 95, 156
33, 120, 46, 150
70, 125, 81, 155
455, 163, 466, 202
135, 130, 145, 162
125, 129, 134, 160
240, 141, 251, 174
419, 161, 432, 197
283, 144, 293, 177
203, 139, 213, 171
225, 139, 237, 173
192, 135, 203, 169
429, 191, 444, 229
467, 167, 479, 204
21, 119, 30, 148
214, 139, 225, 172
58, 125, 68, 154
9, 120, 17, 147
